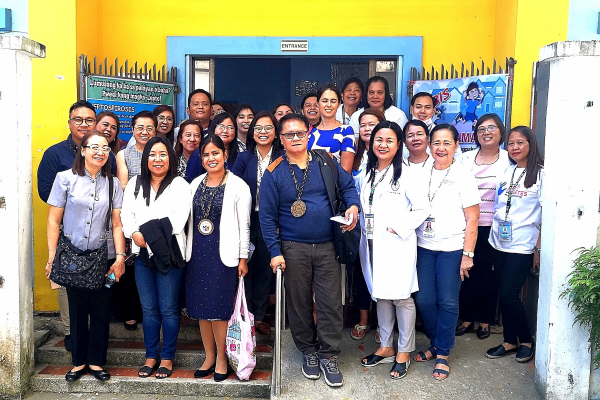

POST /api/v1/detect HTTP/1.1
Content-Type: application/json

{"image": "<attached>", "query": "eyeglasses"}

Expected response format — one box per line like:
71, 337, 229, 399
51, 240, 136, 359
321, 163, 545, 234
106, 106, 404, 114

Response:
212, 109, 225, 116
254, 125, 274, 133
217, 124, 235, 132
281, 131, 308, 140
70, 117, 96, 126
83, 145, 111, 153
157, 116, 174, 123
134, 125, 154, 133
477, 125, 498, 134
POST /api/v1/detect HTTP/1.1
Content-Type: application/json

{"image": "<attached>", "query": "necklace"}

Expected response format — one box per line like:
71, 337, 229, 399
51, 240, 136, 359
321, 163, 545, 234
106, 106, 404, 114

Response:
255, 147, 272, 207
287, 153, 310, 217
408, 154, 429, 167
477, 150, 499, 165
197, 170, 228, 235
428, 161, 453, 204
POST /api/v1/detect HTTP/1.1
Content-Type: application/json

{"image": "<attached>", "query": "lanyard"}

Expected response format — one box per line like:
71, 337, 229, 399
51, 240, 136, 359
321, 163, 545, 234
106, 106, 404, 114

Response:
368, 165, 391, 213
504, 167, 526, 220
428, 162, 452, 204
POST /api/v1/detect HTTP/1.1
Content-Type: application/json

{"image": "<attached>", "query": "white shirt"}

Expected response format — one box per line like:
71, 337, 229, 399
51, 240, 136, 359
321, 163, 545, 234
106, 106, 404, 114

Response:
416, 161, 481, 251
489, 166, 544, 253
336, 106, 364, 126
255, 147, 272, 211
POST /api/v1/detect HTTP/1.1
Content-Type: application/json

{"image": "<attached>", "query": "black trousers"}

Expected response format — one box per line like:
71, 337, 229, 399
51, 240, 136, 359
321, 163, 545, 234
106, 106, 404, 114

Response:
282, 241, 342, 358
113, 259, 142, 322
244, 213, 273, 322
66, 278, 112, 366
492, 248, 534, 344
459, 226, 498, 324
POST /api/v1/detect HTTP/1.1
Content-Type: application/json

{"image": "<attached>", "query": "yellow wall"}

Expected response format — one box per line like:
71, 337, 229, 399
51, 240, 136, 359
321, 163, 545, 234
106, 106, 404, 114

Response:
29, 0, 569, 310
29, 0, 78, 310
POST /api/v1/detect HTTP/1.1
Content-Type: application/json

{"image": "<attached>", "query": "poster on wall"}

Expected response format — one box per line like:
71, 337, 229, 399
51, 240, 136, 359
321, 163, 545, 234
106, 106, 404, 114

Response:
85, 75, 176, 143
413, 74, 509, 152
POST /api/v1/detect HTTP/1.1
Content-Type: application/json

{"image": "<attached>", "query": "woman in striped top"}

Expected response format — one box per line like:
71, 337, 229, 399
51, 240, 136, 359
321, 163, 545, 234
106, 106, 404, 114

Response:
457, 114, 510, 340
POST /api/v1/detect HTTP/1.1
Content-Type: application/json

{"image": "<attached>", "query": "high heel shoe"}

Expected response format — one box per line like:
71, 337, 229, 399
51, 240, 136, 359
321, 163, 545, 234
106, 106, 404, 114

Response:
194, 362, 216, 378
214, 364, 233, 382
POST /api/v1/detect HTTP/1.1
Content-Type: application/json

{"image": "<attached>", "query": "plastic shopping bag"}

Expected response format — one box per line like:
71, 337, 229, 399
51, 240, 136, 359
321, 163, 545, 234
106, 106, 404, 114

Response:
226, 278, 257, 380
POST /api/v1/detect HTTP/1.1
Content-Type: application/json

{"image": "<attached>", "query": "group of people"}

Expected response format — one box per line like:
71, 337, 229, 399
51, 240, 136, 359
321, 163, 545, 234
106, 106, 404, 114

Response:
38, 74, 544, 387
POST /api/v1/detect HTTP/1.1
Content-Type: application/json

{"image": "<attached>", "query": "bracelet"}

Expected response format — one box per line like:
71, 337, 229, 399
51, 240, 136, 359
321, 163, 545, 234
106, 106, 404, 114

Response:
115, 252, 127, 257
48, 248, 56, 252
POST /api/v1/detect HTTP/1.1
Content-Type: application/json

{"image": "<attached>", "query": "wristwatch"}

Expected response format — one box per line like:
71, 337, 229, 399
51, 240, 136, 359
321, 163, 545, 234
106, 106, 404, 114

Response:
116, 252, 127, 257
462, 251, 474, 258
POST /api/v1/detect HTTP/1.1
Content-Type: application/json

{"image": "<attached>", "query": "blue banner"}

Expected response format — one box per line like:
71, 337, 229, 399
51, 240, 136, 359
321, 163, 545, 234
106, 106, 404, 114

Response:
87, 100, 158, 143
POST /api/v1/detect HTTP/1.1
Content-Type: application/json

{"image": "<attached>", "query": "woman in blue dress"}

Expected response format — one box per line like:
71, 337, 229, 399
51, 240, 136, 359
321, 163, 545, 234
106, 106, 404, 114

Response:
308, 83, 356, 173
186, 134, 252, 382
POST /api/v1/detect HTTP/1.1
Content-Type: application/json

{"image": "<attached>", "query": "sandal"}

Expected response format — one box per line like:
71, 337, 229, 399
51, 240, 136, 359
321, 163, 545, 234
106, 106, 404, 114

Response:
433, 358, 450, 381
155, 366, 172, 379
360, 353, 395, 367
414, 346, 437, 362
351, 324, 370, 340
390, 359, 410, 380
138, 363, 158, 378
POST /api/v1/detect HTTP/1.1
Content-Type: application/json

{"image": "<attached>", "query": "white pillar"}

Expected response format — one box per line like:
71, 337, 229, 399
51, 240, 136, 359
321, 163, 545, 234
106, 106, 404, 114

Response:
0, 35, 45, 399
535, 41, 600, 400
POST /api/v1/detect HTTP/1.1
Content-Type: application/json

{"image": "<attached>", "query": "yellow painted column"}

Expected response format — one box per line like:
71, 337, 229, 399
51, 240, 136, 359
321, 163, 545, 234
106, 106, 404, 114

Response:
29, 0, 78, 311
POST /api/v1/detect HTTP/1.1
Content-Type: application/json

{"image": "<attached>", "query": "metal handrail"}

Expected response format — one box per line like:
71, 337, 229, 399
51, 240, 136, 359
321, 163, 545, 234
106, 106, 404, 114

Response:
271, 267, 283, 397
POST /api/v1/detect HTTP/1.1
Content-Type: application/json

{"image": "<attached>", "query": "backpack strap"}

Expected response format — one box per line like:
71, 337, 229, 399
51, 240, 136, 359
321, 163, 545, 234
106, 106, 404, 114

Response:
105, 176, 114, 232
134, 175, 142, 199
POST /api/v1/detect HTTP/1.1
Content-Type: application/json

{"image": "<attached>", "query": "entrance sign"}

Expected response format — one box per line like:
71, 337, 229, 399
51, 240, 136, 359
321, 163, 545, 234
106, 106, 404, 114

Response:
413, 74, 509, 152
85, 75, 176, 142
281, 40, 308, 52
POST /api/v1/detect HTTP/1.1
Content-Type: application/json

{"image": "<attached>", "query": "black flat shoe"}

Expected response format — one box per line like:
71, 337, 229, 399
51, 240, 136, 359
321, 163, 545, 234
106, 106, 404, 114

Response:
516, 344, 534, 363
214, 364, 233, 382
477, 326, 491, 340
88, 367, 110, 381
486, 344, 518, 359
65, 367, 87, 382
360, 353, 395, 367
455, 323, 474, 336
194, 362, 216, 378
124, 321, 138, 331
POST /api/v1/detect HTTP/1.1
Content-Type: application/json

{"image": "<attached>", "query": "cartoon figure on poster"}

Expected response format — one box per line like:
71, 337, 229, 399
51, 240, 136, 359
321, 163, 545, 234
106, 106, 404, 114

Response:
413, 74, 508, 153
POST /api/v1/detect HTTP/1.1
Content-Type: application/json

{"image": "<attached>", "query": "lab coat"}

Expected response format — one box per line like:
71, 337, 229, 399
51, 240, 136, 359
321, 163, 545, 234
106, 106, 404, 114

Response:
358, 168, 430, 300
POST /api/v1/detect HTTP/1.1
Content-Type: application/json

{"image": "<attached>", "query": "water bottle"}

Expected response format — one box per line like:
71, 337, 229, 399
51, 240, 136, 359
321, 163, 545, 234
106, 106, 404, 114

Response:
105, 272, 116, 288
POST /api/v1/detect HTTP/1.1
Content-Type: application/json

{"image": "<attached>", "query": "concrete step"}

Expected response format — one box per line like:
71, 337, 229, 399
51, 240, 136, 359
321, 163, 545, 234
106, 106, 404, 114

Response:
36, 337, 273, 370
34, 330, 51, 349
32, 364, 271, 398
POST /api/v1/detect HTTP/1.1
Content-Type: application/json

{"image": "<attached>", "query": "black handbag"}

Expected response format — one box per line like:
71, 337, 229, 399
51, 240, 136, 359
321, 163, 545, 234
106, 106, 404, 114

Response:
49, 177, 114, 290
313, 150, 361, 264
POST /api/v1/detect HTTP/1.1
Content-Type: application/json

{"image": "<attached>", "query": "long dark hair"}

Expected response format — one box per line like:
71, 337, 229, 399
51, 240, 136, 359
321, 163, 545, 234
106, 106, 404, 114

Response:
352, 108, 385, 172
72, 131, 113, 177
137, 136, 177, 206
96, 111, 121, 153
366, 121, 404, 185
507, 126, 544, 188
199, 134, 228, 172
364, 76, 394, 110
153, 105, 175, 145
175, 120, 202, 158
246, 111, 282, 153
233, 103, 255, 138
473, 113, 506, 147
208, 112, 239, 166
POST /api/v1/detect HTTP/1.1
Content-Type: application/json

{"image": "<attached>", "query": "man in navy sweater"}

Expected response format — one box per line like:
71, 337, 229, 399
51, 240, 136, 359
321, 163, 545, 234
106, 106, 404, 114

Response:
259, 114, 359, 387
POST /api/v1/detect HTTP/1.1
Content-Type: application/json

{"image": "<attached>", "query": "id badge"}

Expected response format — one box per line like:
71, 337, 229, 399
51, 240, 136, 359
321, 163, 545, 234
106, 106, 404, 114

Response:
365, 213, 374, 239
423, 217, 435, 237
499, 220, 513, 241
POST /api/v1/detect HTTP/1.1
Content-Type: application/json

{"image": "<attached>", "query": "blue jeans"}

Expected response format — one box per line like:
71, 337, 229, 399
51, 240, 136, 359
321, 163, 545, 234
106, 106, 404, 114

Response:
135, 258, 184, 360
414, 247, 462, 356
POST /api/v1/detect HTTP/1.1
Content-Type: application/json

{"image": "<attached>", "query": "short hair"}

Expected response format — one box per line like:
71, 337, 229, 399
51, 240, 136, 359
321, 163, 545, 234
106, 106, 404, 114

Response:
96, 111, 120, 153
246, 111, 282, 153
402, 119, 430, 142
431, 123, 459, 142
352, 108, 385, 172
507, 126, 544, 188
187, 89, 213, 108
316, 83, 341, 103
69, 100, 95, 117
132, 110, 157, 129
366, 121, 404, 185
473, 113, 506, 147
175, 119, 202, 157
300, 93, 317, 109
411, 92, 437, 107
71, 131, 112, 177
138, 137, 177, 206
340, 77, 364, 97
364, 76, 394, 110
279, 113, 309, 132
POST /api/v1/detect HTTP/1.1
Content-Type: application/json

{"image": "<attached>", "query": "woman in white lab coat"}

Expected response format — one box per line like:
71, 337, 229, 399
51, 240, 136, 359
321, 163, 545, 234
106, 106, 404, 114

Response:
358, 121, 430, 380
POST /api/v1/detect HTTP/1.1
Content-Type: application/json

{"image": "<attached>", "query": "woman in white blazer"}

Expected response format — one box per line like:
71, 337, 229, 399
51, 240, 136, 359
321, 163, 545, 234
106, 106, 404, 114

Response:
358, 121, 430, 380
185, 134, 251, 382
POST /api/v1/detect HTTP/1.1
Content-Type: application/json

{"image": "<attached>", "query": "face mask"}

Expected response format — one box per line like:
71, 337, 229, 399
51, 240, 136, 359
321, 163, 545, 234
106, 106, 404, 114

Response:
414, 116, 434, 130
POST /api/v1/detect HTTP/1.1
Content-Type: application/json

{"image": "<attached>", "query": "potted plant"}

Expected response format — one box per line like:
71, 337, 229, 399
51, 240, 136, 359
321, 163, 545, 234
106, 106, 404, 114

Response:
560, 246, 600, 369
